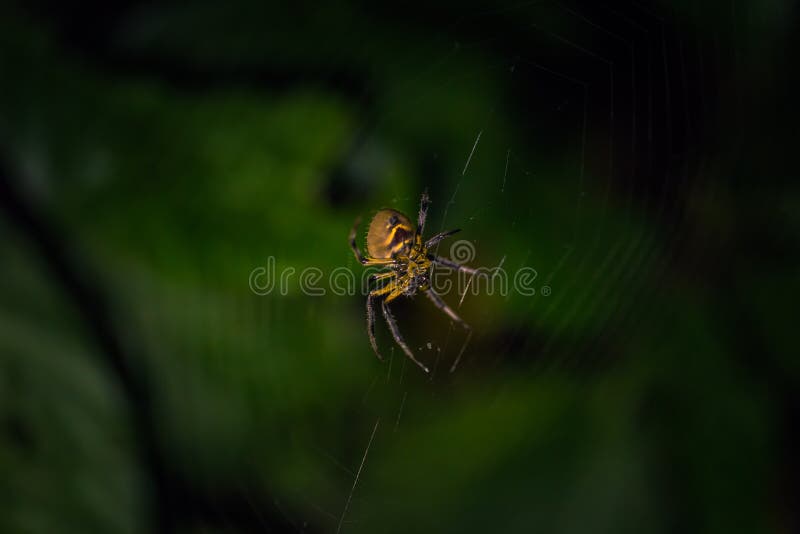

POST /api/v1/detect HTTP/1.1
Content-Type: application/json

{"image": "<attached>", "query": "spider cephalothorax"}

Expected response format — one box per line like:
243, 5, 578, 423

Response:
349, 191, 482, 373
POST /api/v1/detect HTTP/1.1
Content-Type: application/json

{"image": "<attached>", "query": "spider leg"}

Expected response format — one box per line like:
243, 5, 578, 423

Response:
370, 282, 396, 298
415, 189, 430, 242
369, 271, 397, 283
366, 294, 382, 360
381, 298, 429, 373
425, 289, 473, 373
424, 289, 471, 331
424, 228, 461, 249
428, 254, 486, 277
349, 217, 397, 266
364, 282, 399, 361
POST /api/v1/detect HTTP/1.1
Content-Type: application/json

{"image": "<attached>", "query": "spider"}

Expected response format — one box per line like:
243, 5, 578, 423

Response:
348, 191, 483, 373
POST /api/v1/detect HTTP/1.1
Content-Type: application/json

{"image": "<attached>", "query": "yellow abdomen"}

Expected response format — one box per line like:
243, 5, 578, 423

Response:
366, 209, 413, 259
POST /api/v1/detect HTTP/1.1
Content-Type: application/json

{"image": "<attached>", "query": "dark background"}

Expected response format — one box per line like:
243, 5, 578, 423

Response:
1, 1, 798, 533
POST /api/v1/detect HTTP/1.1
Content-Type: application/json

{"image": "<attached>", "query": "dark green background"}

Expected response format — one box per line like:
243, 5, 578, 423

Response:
1, 1, 797, 533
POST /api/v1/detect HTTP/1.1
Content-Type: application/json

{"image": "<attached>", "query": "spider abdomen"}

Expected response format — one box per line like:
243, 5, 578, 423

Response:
367, 209, 414, 258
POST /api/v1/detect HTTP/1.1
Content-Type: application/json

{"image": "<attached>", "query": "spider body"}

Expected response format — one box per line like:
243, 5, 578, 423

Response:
349, 192, 482, 373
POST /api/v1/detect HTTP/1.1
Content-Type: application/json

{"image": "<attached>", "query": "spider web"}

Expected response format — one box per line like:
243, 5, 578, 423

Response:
317, 2, 721, 532
339, 1, 790, 532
